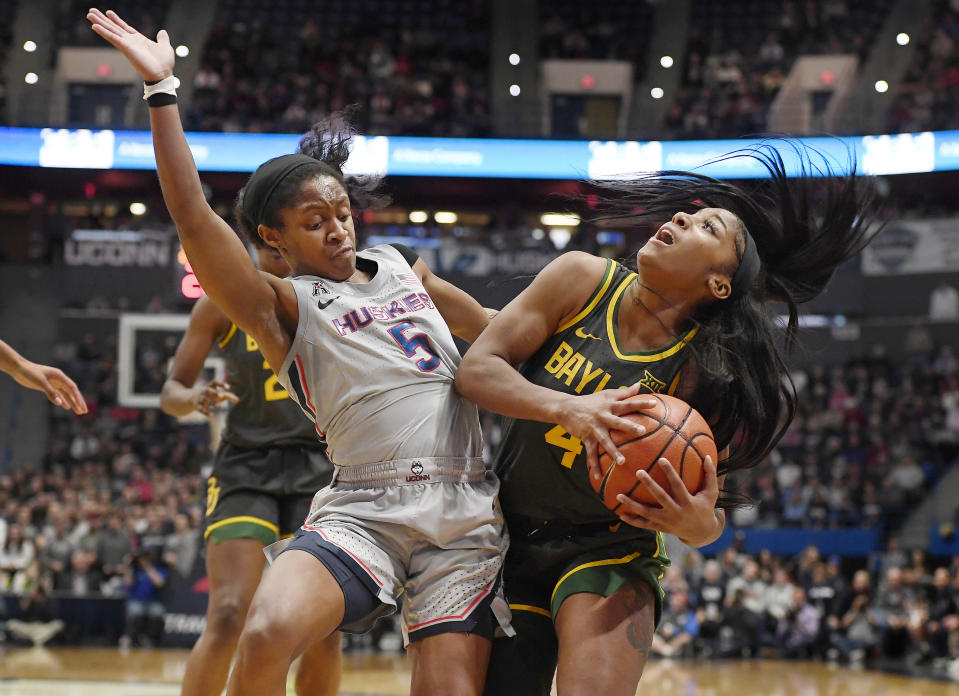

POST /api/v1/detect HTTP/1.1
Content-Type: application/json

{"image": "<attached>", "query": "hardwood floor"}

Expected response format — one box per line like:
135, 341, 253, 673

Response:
0, 648, 955, 695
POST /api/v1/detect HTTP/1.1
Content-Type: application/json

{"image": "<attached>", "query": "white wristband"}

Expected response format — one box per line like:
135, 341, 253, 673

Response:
143, 76, 177, 101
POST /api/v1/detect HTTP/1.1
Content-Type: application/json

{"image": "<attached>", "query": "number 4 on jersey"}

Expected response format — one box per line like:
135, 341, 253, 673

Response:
544, 425, 583, 469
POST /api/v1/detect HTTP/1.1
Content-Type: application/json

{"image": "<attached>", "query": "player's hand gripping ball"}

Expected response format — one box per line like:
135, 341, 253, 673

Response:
592, 394, 716, 512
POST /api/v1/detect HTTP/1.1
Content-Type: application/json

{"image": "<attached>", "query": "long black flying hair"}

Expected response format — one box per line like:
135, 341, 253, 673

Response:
592, 141, 879, 479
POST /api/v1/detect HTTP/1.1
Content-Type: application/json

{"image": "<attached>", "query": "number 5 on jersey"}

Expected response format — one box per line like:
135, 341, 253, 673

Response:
388, 321, 440, 372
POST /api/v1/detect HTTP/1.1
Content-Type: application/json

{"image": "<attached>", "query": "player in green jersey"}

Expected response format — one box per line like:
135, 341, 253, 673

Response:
161, 241, 338, 696
457, 144, 878, 696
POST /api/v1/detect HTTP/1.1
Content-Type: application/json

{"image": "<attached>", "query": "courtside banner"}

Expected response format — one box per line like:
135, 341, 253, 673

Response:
161, 550, 209, 647
1, 126, 955, 179
861, 218, 959, 275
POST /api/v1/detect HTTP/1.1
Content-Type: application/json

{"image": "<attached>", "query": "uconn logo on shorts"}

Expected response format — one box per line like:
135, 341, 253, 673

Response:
406, 460, 430, 483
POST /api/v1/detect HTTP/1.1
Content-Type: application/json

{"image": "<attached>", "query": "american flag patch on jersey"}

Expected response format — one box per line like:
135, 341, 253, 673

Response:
398, 272, 420, 287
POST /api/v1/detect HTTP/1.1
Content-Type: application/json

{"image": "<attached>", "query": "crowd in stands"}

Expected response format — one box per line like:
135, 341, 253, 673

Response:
538, 0, 655, 79
54, 0, 168, 50
4, 0, 955, 140
187, 0, 490, 137
889, 0, 959, 134
0, 443, 207, 647
2, 443, 959, 672
0, 282, 954, 662
0, 10, 11, 126
725, 337, 957, 533
180, 0, 902, 140
664, 0, 893, 140
659, 539, 959, 676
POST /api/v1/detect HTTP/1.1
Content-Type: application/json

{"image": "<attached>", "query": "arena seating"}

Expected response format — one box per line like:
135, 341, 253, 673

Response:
54, 0, 170, 50
0, 11, 11, 124
6, 0, 953, 139
538, 0, 656, 80
664, 0, 894, 139
889, 0, 959, 133
187, 0, 490, 136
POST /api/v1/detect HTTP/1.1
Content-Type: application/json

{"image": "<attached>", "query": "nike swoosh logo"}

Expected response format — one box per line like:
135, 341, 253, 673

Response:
609, 522, 622, 533
316, 296, 339, 310
575, 327, 600, 340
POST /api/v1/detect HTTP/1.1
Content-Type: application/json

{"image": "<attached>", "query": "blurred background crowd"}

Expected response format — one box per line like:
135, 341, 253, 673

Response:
0, 321, 953, 672
0, 0, 958, 685
8, 0, 953, 138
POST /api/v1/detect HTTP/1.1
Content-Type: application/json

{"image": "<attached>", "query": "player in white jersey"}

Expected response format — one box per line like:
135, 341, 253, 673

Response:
88, 10, 509, 696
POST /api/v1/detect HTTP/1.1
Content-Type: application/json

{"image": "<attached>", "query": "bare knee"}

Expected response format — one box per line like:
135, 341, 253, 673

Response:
237, 615, 279, 656
235, 607, 303, 666
204, 594, 250, 644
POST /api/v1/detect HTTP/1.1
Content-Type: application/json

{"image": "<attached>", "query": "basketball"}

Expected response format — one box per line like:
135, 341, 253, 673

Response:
592, 394, 717, 512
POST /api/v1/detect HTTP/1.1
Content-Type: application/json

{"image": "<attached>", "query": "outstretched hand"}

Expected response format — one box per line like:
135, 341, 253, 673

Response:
15, 362, 88, 415
86, 8, 174, 82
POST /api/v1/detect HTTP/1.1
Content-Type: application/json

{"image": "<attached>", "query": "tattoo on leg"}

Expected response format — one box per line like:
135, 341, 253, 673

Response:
624, 585, 654, 658
625, 615, 652, 657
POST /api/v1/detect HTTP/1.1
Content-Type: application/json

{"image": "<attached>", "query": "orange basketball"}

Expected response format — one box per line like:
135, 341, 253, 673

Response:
592, 394, 716, 511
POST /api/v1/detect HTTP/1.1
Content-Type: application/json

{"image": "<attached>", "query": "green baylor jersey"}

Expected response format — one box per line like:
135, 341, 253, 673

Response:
495, 259, 698, 533
218, 323, 321, 449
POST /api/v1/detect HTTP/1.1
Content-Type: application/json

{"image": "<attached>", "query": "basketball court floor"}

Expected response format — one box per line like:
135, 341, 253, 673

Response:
0, 647, 955, 695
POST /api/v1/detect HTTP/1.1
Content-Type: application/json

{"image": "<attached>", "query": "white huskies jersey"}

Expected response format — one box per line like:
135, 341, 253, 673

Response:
277, 245, 483, 467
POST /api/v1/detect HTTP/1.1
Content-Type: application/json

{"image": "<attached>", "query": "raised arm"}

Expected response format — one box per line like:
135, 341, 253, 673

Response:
87, 9, 296, 370
456, 252, 649, 467
0, 340, 87, 414
160, 296, 239, 418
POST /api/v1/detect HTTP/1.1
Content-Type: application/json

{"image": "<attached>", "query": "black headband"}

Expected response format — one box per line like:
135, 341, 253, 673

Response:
730, 227, 761, 299
242, 154, 344, 227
